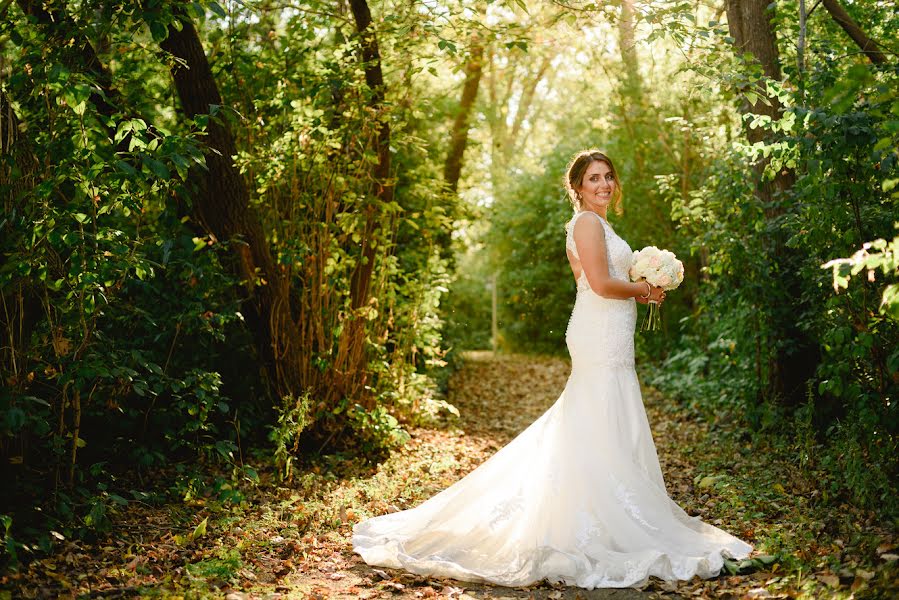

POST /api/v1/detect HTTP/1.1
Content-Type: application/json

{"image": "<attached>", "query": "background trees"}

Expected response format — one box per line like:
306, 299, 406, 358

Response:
1, 0, 897, 567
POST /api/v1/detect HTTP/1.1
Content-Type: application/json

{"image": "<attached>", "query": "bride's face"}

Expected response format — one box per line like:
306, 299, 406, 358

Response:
577, 160, 616, 211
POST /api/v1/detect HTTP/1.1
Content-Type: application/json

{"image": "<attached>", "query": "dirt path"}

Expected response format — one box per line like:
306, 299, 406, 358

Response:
7, 352, 897, 599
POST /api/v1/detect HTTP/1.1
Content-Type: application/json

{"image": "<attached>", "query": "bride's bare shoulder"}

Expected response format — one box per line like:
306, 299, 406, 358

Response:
570, 211, 605, 236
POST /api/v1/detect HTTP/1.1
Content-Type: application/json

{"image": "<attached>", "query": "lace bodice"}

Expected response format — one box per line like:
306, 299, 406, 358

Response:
565, 211, 633, 292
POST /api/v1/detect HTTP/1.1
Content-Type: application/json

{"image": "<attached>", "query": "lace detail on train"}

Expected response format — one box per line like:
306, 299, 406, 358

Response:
352, 213, 753, 589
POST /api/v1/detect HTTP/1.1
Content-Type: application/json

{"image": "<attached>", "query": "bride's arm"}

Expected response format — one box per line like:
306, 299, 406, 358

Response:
573, 217, 663, 301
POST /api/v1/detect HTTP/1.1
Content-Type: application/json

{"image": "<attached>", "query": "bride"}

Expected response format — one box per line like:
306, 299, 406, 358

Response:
353, 150, 753, 589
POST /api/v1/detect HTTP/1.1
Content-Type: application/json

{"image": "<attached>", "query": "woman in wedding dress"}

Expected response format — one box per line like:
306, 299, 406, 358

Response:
353, 150, 753, 589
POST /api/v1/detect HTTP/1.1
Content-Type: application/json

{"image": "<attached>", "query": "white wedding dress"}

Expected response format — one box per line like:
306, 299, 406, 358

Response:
353, 211, 752, 588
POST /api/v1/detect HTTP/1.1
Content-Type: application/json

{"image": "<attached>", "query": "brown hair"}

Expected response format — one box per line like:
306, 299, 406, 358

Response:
564, 150, 623, 214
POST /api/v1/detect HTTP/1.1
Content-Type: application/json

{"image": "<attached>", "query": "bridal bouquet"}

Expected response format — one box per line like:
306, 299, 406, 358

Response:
629, 246, 684, 331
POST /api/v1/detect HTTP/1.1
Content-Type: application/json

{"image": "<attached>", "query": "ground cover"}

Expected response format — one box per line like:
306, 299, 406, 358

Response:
3, 352, 897, 599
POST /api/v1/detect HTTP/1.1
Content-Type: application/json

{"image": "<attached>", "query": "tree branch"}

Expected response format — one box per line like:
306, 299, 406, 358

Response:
821, 0, 888, 65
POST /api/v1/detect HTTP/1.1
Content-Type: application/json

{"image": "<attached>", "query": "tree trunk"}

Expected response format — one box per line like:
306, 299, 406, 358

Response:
821, 0, 888, 65
323, 0, 394, 409
347, 0, 393, 312
725, 0, 783, 144
617, 0, 646, 176
485, 49, 552, 189
505, 53, 551, 164
160, 14, 303, 399
444, 41, 484, 194
0, 90, 41, 393
726, 0, 816, 406
618, 0, 640, 94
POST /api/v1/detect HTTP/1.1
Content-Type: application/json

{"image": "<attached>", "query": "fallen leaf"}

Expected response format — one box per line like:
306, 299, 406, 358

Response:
816, 573, 840, 588
698, 475, 722, 488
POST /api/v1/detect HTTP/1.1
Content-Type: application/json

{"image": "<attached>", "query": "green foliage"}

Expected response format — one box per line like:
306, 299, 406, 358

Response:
2, 0, 461, 560
3, 0, 898, 572
488, 149, 577, 354
823, 228, 899, 320
441, 244, 493, 352
185, 548, 242, 582
645, 3, 899, 513
270, 393, 312, 481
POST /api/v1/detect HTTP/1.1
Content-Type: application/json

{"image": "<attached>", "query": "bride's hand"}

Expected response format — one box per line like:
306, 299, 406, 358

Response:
648, 285, 665, 304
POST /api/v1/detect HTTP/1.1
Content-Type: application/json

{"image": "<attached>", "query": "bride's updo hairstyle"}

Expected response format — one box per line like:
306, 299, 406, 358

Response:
564, 150, 623, 215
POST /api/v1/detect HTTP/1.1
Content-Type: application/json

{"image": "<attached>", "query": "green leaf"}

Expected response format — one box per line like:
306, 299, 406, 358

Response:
437, 39, 457, 54
209, 2, 227, 18
108, 494, 128, 506
881, 284, 899, 320
113, 159, 133, 179
144, 158, 171, 180
149, 20, 168, 43
190, 517, 208, 542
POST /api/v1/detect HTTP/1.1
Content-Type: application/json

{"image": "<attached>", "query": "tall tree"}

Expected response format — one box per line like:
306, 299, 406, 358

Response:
726, 0, 815, 404
327, 0, 395, 406
618, 0, 640, 95
346, 0, 393, 312
159, 12, 304, 399
484, 46, 554, 193
444, 39, 485, 194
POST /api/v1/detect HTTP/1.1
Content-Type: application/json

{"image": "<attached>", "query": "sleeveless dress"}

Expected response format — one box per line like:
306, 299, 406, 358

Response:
352, 211, 752, 588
